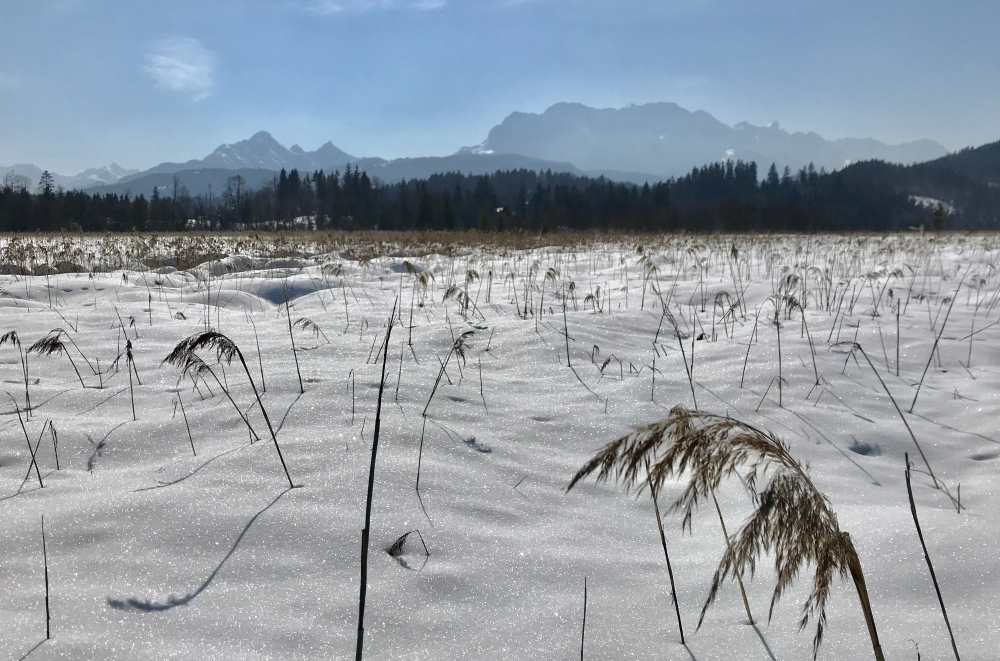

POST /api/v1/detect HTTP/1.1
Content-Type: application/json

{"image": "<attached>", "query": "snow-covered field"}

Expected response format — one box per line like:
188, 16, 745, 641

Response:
2, 233, 998, 660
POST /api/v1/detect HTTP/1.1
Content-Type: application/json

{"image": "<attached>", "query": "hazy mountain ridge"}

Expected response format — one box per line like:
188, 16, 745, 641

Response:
112, 102, 950, 192
468, 102, 948, 176
92, 132, 582, 196
8, 101, 954, 196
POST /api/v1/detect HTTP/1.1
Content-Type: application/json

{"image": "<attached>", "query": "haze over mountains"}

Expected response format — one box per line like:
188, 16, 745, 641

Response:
95, 130, 580, 196
467, 102, 947, 176
11, 102, 950, 197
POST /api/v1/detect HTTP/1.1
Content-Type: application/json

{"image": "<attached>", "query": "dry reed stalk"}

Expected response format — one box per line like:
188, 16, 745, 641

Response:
49, 422, 60, 471
28, 330, 87, 388
13, 399, 43, 488
569, 406, 884, 660
909, 275, 965, 413
421, 331, 473, 418
395, 342, 404, 402
563, 283, 571, 367
645, 458, 685, 643
284, 287, 305, 394
1, 330, 31, 414
772, 303, 783, 407
848, 343, 941, 491
478, 355, 487, 413
125, 339, 136, 421
173, 353, 260, 443
42, 514, 51, 640
793, 302, 820, 387
164, 331, 292, 487
673, 310, 754, 619
246, 312, 266, 392
356, 300, 396, 661
905, 454, 961, 660
177, 393, 196, 456
740, 309, 761, 389
710, 489, 755, 624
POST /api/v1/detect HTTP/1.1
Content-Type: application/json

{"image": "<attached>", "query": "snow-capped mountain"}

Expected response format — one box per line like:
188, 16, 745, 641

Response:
126, 131, 363, 180
75, 162, 138, 185
202, 131, 357, 171
2, 162, 139, 190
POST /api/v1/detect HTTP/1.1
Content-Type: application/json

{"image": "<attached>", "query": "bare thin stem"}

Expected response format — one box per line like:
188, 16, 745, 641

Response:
711, 490, 754, 624
905, 454, 961, 661
356, 301, 396, 661
853, 343, 939, 489
285, 291, 305, 394
646, 459, 685, 643
178, 393, 196, 456
13, 399, 43, 488
42, 514, 51, 640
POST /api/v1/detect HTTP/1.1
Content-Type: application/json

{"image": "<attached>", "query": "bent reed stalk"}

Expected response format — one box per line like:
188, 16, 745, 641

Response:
164, 331, 295, 488
569, 405, 884, 661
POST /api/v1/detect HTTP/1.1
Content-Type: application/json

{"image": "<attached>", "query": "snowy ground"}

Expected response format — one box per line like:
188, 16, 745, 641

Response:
1, 233, 998, 660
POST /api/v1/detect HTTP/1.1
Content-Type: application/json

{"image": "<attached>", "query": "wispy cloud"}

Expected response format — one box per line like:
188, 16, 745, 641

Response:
301, 0, 445, 16
410, 0, 446, 9
143, 37, 217, 101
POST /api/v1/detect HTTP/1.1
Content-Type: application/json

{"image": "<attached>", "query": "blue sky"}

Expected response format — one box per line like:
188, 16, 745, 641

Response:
2, 0, 998, 173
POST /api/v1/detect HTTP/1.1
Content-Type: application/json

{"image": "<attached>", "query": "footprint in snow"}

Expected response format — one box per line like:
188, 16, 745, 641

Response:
848, 439, 881, 457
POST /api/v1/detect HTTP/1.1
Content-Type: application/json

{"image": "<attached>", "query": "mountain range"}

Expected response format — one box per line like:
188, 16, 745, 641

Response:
2, 162, 138, 191
465, 102, 947, 176
89, 132, 582, 196
10, 101, 952, 197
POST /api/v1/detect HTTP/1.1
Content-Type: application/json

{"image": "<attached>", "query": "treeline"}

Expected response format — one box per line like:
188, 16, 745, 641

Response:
0, 160, 957, 233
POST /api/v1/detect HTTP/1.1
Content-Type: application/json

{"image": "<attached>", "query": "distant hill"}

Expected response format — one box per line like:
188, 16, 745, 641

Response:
832, 140, 1000, 227
2, 162, 138, 190
921, 140, 1000, 185
463, 102, 948, 177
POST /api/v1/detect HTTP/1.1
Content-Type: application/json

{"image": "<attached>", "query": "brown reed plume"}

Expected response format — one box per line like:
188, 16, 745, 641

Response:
568, 405, 884, 661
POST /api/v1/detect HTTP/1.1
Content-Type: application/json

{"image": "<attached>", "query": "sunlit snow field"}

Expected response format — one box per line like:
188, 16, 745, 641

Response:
1, 232, 998, 660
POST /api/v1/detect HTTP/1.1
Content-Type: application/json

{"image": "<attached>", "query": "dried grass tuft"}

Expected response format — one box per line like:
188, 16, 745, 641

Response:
163, 330, 241, 368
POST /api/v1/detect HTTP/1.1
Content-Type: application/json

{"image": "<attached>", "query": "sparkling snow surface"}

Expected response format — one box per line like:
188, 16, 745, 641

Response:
2, 235, 999, 660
